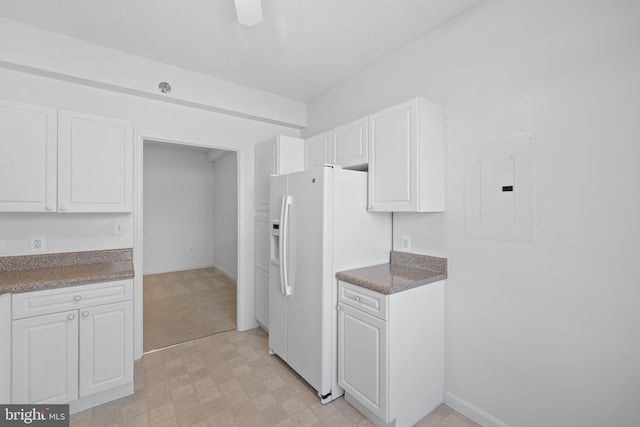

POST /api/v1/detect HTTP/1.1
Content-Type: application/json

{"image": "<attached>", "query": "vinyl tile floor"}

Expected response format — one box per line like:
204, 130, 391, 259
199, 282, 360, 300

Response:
144, 268, 237, 352
70, 328, 481, 427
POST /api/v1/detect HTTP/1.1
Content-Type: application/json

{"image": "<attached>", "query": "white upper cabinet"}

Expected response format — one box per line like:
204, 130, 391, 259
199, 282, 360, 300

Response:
304, 132, 330, 169
255, 135, 304, 211
58, 110, 133, 213
0, 100, 133, 213
304, 116, 368, 170
0, 100, 57, 212
368, 97, 444, 212
331, 116, 368, 169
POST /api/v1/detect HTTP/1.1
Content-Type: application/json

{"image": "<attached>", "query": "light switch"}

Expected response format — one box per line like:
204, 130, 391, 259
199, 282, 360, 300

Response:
401, 235, 412, 251
113, 222, 124, 236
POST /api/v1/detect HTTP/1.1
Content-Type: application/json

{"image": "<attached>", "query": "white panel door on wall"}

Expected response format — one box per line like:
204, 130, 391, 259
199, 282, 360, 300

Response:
0, 99, 57, 212
255, 215, 270, 271
255, 214, 270, 329
57, 110, 133, 213
79, 301, 133, 398
12, 310, 79, 404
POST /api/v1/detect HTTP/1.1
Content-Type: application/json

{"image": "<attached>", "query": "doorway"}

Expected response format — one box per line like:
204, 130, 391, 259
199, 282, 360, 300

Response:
141, 140, 238, 352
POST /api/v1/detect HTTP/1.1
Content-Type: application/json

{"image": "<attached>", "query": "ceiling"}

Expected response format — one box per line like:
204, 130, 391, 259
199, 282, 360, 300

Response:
0, 0, 481, 102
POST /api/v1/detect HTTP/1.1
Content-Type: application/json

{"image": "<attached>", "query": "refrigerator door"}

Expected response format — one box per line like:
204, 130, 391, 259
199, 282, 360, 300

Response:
269, 174, 288, 359
285, 167, 328, 393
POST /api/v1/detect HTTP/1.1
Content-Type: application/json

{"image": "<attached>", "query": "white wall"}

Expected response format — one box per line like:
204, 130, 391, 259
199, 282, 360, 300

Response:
305, 1, 640, 426
212, 152, 238, 279
0, 66, 300, 343
0, 214, 132, 256
143, 144, 215, 274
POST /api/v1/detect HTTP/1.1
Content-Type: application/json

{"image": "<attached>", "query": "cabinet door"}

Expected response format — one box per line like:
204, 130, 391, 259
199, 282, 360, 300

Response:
332, 117, 368, 168
79, 301, 133, 398
368, 99, 417, 211
0, 100, 57, 212
338, 303, 388, 421
304, 132, 330, 169
12, 310, 79, 404
57, 110, 133, 212
255, 215, 270, 271
255, 140, 277, 211
255, 268, 269, 329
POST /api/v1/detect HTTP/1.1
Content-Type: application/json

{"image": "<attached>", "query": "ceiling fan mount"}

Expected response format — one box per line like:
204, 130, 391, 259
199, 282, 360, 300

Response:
234, 0, 263, 26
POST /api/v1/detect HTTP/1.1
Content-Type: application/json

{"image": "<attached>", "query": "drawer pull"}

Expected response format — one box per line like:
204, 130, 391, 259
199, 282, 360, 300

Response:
67, 314, 75, 321
82, 311, 89, 317
355, 296, 361, 302
73, 295, 82, 302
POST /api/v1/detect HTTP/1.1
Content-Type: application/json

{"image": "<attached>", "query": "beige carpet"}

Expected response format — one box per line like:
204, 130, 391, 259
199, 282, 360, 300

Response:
143, 267, 237, 352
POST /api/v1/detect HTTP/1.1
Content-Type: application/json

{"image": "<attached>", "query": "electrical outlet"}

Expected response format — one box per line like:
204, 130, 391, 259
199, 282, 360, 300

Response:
401, 235, 412, 252
30, 235, 46, 252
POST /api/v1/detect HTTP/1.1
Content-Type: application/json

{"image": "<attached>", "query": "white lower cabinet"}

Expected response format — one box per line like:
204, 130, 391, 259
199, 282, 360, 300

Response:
10, 280, 134, 410
338, 280, 444, 427
255, 268, 270, 330
78, 301, 133, 398
12, 310, 79, 404
338, 303, 388, 420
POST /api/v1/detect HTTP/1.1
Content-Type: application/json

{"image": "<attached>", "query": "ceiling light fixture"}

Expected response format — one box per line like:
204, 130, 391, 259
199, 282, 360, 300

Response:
234, 0, 263, 26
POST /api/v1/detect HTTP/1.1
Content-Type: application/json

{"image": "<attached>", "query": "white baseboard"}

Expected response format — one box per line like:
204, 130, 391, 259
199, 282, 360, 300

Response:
238, 320, 259, 332
143, 263, 215, 276
70, 382, 134, 414
211, 262, 238, 282
444, 391, 510, 427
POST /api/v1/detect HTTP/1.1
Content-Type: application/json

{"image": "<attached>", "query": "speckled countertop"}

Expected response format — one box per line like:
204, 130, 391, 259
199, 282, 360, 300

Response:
336, 251, 447, 295
0, 248, 134, 294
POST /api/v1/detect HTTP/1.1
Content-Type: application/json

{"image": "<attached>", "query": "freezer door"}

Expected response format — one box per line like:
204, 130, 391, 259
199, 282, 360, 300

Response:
269, 174, 288, 358
285, 168, 328, 392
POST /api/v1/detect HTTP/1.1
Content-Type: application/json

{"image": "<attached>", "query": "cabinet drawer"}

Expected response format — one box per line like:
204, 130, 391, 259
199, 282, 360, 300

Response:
12, 279, 133, 320
338, 280, 388, 321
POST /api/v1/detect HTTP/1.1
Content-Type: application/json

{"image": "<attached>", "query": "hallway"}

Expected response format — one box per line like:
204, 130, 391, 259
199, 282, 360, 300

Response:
143, 267, 236, 352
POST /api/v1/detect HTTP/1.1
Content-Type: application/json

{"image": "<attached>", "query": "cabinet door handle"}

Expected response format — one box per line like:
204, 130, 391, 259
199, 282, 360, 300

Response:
67, 314, 75, 320
82, 311, 89, 317
45, 205, 53, 211
59, 206, 67, 212
336, 305, 341, 311
73, 295, 81, 302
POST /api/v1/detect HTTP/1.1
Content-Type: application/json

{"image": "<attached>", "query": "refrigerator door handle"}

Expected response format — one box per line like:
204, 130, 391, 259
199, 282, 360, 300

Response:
281, 195, 293, 297
278, 195, 287, 296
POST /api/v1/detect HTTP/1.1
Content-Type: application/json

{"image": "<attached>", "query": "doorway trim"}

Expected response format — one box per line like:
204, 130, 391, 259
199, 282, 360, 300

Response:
133, 131, 246, 359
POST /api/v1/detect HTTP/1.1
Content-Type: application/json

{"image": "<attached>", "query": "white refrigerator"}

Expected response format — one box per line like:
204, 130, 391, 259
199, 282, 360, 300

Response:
269, 166, 391, 403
